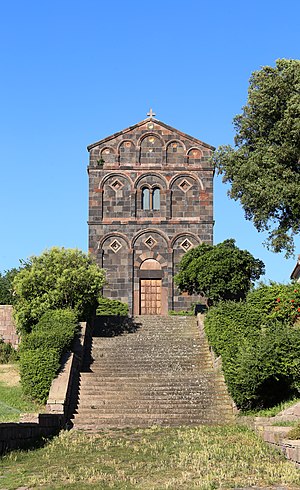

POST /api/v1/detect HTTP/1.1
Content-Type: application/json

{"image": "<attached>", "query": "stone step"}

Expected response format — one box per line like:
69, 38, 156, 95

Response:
74, 412, 233, 422
77, 404, 232, 413
80, 372, 223, 380
85, 367, 213, 375
79, 377, 226, 386
73, 416, 234, 429
74, 315, 234, 429
76, 405, 234, 414
88, 360, 213, 367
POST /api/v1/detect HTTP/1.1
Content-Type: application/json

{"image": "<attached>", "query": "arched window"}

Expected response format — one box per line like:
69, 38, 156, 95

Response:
141, 186, 160, 210
141, 188, 150, 210
152, 187, 160, 210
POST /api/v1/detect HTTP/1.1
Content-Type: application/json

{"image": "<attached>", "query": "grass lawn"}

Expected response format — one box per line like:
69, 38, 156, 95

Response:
0, 364, 42, 422
1, 425, 300, 489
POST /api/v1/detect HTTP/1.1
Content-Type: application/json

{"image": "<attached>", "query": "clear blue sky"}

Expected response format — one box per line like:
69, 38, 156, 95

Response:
0, 0, 299, 282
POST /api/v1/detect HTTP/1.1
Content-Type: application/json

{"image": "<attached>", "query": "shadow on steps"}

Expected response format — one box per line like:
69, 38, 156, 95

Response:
93, 316, 142, 337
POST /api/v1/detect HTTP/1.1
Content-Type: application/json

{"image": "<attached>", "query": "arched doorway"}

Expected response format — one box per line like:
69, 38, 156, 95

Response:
139, 259, 162, 315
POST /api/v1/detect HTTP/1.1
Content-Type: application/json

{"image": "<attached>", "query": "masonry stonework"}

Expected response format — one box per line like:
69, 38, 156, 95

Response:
88, 115, 214, 315
0, 306, 19, 347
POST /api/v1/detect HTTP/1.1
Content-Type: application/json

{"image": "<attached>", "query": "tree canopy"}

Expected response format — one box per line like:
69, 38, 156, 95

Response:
214, 59, 300, 256
174, 239, 265, 304
13, 247, 106, 333
0, 267, 23, 305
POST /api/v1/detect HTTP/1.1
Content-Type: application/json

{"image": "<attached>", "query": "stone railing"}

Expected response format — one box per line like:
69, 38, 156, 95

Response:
46, 322, 88, 419
0, 321, 90, 454
254, 420, 300, 466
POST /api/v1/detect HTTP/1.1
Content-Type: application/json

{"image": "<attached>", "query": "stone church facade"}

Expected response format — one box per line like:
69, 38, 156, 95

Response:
88, 112, 214, 315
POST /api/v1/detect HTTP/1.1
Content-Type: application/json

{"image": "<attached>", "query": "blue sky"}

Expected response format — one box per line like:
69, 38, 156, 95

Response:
0, 0, 299, 282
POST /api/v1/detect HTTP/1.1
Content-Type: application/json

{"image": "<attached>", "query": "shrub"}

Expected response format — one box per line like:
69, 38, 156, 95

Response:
19, 348, 61, 403
96, 297, 129, 316
0, 340, 18, 364
19, 309, 79, 402
226, 322, 300, 409
204, 301, 261, 358
13, 247, 105, 334
246, 282, 300, 325
204, 298, 300, 410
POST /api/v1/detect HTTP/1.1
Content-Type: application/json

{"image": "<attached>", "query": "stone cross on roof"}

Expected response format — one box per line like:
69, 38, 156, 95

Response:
147, 108, 156, 118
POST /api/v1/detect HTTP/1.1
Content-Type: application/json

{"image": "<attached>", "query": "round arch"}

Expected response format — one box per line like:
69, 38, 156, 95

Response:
134, 172, 168, 190
166, 139, 186, 151
99, 232, 131, 250
100, 145, 117, 155
99, 172, 134, 190
137, 132, 165, 148
169, 173, 204, 191
171, 232, 202, 248
187, 147, 203, 158
131, 228, 170, 248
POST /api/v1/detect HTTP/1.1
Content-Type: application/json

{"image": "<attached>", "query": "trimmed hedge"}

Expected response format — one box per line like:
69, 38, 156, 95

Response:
204, 292, 300, 410
21, 310, 78, 354
229, 322, 300, 408
96, 297, 129, 316
19, 348, 61, 403
19, 309, 78, 403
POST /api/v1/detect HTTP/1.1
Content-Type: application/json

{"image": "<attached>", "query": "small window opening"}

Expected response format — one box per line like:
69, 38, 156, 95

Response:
142, 188, 150, 210
141, 186, 161, 210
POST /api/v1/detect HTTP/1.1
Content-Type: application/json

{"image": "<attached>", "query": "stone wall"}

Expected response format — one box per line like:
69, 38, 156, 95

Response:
0, 415, 63, 454
0, 305, 19, 347
0, 321, 90, 454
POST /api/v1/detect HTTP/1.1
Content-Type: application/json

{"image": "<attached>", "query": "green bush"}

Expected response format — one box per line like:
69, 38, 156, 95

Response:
21, 309, 78, 353
204, 298, 300, 410
96, 297, 129, 316
204, 301, 261, 358
246, 282, 300, 325
13, 247, 105, 334
0, 340, 18, 364
227, 322, 300, 409
19, 348, 61, 403
19, 309, 79, 403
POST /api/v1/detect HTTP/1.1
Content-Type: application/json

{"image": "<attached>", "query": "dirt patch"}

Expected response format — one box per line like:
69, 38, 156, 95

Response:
0, 363, 20, 386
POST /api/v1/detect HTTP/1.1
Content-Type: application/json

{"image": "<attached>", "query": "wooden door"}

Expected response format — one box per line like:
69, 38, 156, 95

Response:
140, 279, 162, 315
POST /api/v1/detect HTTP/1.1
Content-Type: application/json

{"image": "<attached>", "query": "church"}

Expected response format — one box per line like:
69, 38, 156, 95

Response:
87, 111, 214, 315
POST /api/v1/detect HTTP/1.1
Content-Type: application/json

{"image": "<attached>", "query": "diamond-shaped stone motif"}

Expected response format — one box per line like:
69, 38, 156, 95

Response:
144, 236, 157, 249
110, 179, 124, 191
109, 239, 122, 253
180, 239, 193, 252
178, 179, 192, 192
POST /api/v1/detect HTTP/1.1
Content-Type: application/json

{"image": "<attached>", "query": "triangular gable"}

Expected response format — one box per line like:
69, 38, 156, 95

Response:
87, 117, 215, 151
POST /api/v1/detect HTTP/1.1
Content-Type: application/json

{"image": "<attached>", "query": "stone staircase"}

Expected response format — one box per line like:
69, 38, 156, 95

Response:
72, 315, 234, 430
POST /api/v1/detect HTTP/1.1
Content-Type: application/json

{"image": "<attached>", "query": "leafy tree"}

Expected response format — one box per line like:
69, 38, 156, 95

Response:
13, 247, 106, 333
174, 239, 265, 304
214, 59, 300, 256
0, 268, 22, 304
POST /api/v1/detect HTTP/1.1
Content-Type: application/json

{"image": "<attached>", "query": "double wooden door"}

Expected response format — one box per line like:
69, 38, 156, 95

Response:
140, 279, 162, 315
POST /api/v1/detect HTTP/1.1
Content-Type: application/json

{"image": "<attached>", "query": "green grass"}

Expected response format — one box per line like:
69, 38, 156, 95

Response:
0, 382, 42, 422
1, 425, 300, 489
272, 420, 298, 427
240, 397, 300, 418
